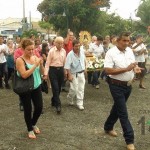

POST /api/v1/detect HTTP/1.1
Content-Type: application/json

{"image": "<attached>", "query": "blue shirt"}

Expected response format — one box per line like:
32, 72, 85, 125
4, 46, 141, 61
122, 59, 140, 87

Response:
64, 50, 85, 74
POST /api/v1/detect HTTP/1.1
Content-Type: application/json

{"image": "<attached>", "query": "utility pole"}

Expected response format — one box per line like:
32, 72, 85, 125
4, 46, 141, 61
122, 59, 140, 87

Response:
29, 11, 32, 30
22, 0, 26, 32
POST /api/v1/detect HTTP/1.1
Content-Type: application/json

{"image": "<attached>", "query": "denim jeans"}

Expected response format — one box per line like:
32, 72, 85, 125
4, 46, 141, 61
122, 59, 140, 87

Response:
91, 71, 100, 86
104, 83, 134, 144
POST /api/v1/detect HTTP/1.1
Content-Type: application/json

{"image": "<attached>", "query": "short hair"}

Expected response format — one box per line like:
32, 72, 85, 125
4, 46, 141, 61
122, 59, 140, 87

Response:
103, 40, 109, 45
29, 34, 34, 38
72, 39, 80, 46
54, 36, 64, 43
7, 39, 13, 45
97, 36, 103, 41
117, 32, 131, 41
136, 34, 143, 39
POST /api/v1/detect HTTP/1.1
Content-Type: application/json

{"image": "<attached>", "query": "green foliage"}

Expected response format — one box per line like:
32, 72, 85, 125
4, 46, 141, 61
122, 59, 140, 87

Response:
38, 21, 52, 30
37, 0, 110, 36
37, 0, 135, 37
22, 29, 41, 38
136, 0, 150, 32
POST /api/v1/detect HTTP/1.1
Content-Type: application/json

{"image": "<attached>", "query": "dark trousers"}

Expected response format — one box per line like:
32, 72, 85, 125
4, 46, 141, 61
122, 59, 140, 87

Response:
8, 67, 14, 81
49, 67, 64, 108
104, 83, 134, 144
20, 86, 43, 131
92, 71, 100, 86
87, 71, 93, 84
0, 62, 8, 86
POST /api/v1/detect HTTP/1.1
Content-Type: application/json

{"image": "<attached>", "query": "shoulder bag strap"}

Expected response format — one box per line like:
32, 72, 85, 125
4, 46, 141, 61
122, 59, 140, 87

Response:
20, 57, 28, 70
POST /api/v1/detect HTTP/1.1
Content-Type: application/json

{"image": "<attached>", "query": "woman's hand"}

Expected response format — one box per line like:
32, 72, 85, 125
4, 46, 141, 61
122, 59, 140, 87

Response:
34, 57, 41, 67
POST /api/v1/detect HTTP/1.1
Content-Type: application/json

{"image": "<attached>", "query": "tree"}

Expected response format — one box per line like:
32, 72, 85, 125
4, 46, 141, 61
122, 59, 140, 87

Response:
37, 0, 110, 36
22, 29, 40, 38
38, 21, 53, 40
136, 0, 150, 30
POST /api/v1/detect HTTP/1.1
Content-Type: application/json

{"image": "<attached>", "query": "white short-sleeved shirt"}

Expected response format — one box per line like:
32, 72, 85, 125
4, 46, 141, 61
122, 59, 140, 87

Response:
104, 46, 135, 81
132, 43, 146, 62
89, 43, 104, 58
0, 44, 8, 63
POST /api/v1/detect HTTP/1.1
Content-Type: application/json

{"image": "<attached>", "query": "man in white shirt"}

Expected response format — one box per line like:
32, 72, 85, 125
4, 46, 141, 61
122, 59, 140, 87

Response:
103, 32, 141, 150
0, 35, 10, 89
87, 35, 97, 84
89, 36, 105, 89
132, 35, 147, 89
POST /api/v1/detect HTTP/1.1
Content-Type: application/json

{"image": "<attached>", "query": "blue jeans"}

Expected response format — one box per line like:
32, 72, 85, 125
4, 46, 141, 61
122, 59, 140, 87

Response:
104, 83, 134, 144
91, 71, 100, 86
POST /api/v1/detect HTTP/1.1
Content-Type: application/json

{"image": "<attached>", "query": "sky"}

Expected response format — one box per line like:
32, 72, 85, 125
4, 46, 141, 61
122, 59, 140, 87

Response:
109, 0, 141, 20
0, 0, 141, 20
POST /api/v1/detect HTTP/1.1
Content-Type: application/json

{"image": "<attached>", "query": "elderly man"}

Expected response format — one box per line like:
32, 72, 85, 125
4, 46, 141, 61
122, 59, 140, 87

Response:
64, 40, 86, 110
44, 37, 66, 114
103, 32, 141, 150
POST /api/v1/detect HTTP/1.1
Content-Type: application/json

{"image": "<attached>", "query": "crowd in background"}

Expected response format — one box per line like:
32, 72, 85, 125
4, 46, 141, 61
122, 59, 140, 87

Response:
0, 31, 149, 144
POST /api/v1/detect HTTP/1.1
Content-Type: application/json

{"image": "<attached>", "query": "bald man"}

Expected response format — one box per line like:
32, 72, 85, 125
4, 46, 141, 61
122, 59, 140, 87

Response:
44, 37, 66, 114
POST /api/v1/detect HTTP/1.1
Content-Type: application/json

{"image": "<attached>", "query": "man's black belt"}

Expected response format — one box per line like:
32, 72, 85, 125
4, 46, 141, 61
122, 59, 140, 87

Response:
108, 78, 131, 86
76, 70, 84, 74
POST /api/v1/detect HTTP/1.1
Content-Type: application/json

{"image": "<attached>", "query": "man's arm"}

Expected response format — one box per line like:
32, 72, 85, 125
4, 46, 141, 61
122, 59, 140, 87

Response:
105, 63, 137, 75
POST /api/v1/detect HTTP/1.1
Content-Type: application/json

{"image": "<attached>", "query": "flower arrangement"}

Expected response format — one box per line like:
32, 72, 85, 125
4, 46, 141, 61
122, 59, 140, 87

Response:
86, 57, 104, 71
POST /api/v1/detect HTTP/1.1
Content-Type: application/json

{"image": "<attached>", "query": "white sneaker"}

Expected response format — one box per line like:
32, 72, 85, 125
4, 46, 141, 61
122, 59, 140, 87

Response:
77, 105, 84, 110
95, 85, 99, 89
67, 95, 74, 105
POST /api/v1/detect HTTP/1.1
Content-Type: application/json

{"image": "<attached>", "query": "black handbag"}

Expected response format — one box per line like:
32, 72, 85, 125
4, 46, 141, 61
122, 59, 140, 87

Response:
41, 80, 48, 94
13, 57, 34, 95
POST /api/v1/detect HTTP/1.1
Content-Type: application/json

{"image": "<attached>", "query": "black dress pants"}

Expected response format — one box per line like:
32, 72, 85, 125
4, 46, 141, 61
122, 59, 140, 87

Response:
49, 67, 64, 108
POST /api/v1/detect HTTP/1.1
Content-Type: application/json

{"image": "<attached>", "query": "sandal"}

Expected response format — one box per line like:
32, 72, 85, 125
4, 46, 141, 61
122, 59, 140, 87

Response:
28, 131, 36, 139
33, 125, 41, 134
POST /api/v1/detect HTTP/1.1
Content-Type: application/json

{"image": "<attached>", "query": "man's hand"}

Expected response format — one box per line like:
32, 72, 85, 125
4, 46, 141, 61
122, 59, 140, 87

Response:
134, 65, 143, 73
126, 63, 137, 71
68, 74, 73, 82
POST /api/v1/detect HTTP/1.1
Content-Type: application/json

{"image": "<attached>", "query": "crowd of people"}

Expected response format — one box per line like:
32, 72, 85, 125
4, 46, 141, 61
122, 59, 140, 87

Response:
0, 30, 149, 150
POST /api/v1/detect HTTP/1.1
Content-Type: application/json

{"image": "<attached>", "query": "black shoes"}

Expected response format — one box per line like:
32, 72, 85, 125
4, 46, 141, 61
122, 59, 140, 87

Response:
0, 85, 4, 89
61, 88, 68, 92
56, 106, 61, 114
0, 84, 10, 89
5, 84, 11, 89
